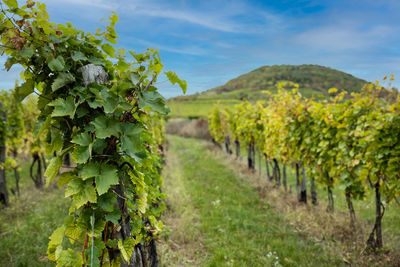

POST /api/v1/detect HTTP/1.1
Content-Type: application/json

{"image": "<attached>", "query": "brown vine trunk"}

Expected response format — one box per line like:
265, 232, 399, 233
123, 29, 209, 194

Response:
13, 150, 20, 197
0, 103, 9, 206
366, 179, 383, 250
247, 142, 255, 171
273, 158, 280, 187
282, 163, 287, 191
224, 136, 232, 154
264, 154, 271, 180
63, 152, 71, 167
41, 152, 47, 170
295, 162, 300, 200
345, 190, 356, 229
299, 163, 307, 203
310, 176, 317, 205
327, 186, 334, 213
258, 151, 261, 175
108, 182, 159, 267
30, 153, 43, 189
235, 139, 240, 158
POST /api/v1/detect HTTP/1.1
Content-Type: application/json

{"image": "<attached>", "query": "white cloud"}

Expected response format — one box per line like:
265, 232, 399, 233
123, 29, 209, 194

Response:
130, 38, 207, 56
294, 24, 392, 51
42, 0, 118, 10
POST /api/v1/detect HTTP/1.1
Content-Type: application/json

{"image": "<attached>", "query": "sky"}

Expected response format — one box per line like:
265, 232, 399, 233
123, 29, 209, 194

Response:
1, 0, 400, 97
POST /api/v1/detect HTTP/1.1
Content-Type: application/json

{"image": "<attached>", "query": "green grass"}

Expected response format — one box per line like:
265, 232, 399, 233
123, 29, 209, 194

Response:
240, 148, 400, 251
162, 135, 345, 266
167, 99, 240, 118
0, 159, 70, 267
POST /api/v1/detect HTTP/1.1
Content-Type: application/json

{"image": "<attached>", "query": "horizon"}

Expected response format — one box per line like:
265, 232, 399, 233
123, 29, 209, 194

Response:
1, 0, 399, 98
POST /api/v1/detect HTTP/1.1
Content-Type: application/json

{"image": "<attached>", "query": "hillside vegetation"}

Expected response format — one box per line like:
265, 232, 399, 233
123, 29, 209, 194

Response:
168, 64, 367, 117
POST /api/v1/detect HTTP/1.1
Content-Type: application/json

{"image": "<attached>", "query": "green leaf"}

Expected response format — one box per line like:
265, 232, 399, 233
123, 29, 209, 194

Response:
74, 180, 97, 208
101, 43, 115, 57
72, 145, 91, 164
58, 172, 76, 187
93, 139, 107, 154
91, 116, 121, 139
20, 46, 34, 59
57, 249, 83, 266
71, 51, 88, 62
98, 192, 117, 212
120, 123, 143, 156
52, 72, 75, 91
49, 96, 77, 119
118, 238, 137, 262
15, 79, 35, 101
47, 226, 65, 261
96, 164, 119, 195
66, 179, 97, 208
100, 89, 119, 114
48, 56, 66, 72
44, 156, 63, 187
165, 71, 187, 94
138, 91, 168, 114
71, 132, 91, 146
80, 161, 100, 180
130, 73, 140, 84
71, 132, 92, 164
3, 0, 18, 9
65, 179, 82, 198
105, 210, 121, 224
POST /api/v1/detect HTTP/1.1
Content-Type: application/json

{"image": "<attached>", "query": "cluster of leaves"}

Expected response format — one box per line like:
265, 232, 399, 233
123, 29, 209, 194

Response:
208, 105, 230, 144
211, 78, 400, 247
0, 88, 25, 171
0, 1, 185, 266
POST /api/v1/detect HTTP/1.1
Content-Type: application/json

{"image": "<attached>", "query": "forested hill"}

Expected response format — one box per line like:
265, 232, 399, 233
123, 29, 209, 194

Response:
172, 64, 368, 101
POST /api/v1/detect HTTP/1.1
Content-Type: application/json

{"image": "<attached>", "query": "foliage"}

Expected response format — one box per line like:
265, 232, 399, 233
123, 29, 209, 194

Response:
0, 1, 185, 266
210, 78, 400, 248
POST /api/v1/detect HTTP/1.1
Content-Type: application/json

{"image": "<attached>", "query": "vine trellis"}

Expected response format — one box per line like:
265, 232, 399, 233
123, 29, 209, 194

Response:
0, 1, 186, 266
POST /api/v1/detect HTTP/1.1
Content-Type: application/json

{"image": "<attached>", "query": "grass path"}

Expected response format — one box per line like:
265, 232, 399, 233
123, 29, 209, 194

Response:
160, 135, 344, 266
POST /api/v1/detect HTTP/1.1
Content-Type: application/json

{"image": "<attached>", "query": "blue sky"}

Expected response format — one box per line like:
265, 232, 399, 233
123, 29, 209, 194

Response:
1, 0, 400, 97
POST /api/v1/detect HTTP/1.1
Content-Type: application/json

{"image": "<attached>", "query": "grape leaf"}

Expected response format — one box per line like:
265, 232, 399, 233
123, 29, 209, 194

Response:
91, 116, 121, 139
52, 72, 75, 91
71, 51, 88, 62
96, 164, 118, 195
165, 71, 187, 94
120, 123, 143, 156
138, 91, 168, 114
101, 43, 115, 57
44, 156, 63, 187
48, 56, 66, 72
49, 96, 77, 119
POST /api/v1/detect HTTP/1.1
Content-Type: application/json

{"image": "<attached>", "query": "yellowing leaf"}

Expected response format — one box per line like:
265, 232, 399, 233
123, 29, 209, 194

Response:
44, 156, 63, 187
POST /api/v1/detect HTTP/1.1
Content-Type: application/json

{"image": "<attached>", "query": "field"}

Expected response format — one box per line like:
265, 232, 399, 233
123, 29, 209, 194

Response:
2, 135, 399, 266
167, 99, 241, 118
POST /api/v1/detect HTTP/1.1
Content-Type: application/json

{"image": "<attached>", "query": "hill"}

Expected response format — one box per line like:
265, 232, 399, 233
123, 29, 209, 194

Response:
168, 64, 368, 117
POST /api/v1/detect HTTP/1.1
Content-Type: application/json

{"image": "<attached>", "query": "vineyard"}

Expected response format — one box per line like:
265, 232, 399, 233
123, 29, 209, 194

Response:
0, 1, 400, 267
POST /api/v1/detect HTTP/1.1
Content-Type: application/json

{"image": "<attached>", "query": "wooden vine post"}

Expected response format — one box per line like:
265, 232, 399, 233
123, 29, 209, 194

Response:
0, 102, 8, 206
0, 1, 186, 266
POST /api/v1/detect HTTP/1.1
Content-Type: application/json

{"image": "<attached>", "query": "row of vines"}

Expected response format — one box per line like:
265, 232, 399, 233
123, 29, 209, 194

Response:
0, 0, 185, 266
208, 80, 400, 252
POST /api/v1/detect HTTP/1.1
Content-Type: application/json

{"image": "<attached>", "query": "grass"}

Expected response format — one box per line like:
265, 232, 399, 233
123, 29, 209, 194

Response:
244, 148, 400, 252
0, 159, 70, 267
160, 135, 345, 266
167, 99, 240, 118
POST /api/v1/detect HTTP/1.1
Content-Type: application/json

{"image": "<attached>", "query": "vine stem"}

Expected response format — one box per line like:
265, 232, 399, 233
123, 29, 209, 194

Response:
91, 211, 95, 267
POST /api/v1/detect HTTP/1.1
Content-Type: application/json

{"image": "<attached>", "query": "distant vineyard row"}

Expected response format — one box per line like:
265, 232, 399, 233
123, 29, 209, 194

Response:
209, 80, 399, 251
